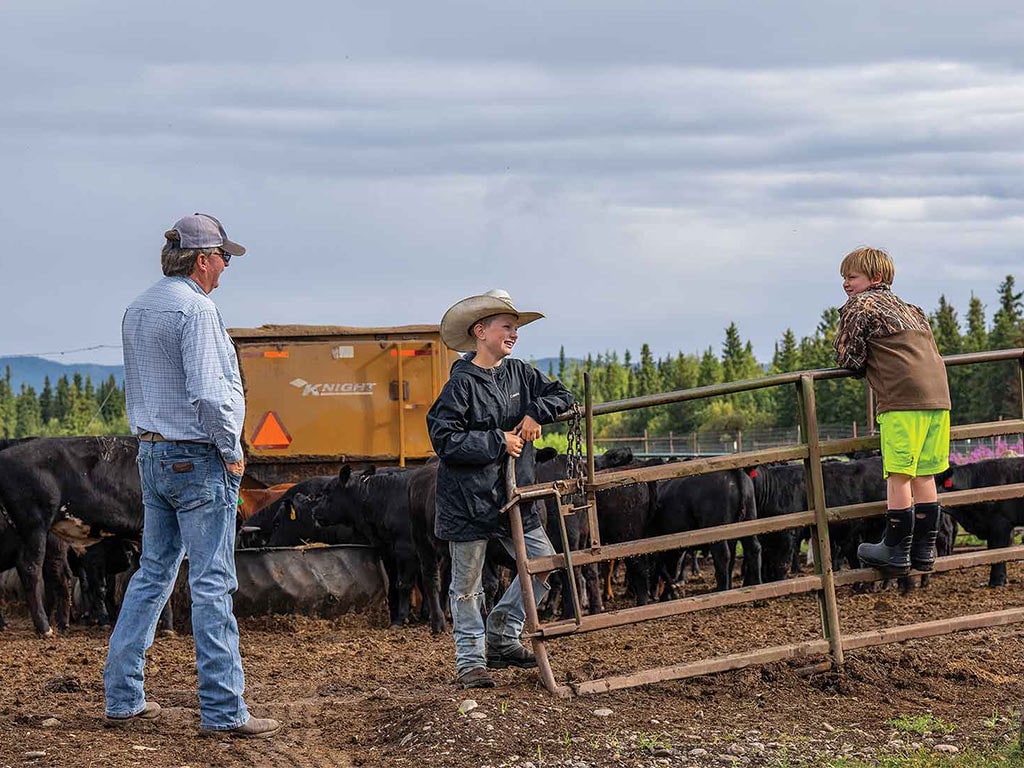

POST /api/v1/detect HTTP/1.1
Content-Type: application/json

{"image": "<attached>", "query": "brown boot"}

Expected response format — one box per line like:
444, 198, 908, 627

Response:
458, 667, 496, 689
203, 717, 282, 739
106, 701, 161, 723
487, 644, 537, 670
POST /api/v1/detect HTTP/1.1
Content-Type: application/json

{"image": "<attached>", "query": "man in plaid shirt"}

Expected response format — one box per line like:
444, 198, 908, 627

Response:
105, 214, 280, 739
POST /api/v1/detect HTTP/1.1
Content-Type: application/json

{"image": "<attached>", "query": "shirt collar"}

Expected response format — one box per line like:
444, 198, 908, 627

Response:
171, 275, 208, 296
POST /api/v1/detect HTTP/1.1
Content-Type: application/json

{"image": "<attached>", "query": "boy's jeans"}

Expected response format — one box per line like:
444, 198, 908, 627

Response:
104, 441, 249, 730
448, 526, 555, 676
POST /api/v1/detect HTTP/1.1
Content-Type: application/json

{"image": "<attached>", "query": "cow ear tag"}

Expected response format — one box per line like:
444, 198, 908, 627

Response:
289, 505, 297, 521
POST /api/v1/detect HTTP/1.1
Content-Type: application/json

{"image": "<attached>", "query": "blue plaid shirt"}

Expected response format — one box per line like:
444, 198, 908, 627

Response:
122, 276, 245, 463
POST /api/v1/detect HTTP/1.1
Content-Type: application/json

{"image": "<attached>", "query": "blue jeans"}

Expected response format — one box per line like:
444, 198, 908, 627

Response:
104, 441, 249, 730
448, 525, 555, 676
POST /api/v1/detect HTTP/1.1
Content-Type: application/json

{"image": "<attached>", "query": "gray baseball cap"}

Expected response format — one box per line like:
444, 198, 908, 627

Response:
165, 213, 246, 256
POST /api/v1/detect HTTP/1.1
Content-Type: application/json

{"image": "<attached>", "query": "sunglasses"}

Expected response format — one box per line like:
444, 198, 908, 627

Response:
207, 250, 231, 266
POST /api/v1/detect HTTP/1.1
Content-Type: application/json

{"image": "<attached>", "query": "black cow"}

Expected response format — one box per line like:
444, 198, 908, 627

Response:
748, 463, 807, 582
68, 537, 138, 626
938, 457, 1024, 587
593, 468, 661, 606
236, 476, 354, 549
0, 436, 171, 636
753, 458, 956, 589
315, 465, 421, 628
0, 519, 75, 632
752, 458, 887, 581
241, 465, 418, 627
407, 444, 549, 634
651, 469, 762, 594
407, 459, 449, 634
534, 447, 634, 618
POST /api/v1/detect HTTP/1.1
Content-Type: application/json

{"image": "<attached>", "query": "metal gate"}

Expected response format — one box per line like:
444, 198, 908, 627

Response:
504, 348, 1024, 697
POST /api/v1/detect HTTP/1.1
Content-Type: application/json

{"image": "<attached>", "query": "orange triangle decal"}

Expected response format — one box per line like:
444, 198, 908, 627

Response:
251, 411, 292, 449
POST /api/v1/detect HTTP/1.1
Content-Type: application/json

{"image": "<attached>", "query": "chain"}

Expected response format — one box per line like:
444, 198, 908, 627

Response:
565, 404, 585, 502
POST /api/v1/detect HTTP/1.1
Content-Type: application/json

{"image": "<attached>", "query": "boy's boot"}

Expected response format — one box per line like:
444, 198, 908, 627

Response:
857, 507, 913, 576
910, 502, 941, 572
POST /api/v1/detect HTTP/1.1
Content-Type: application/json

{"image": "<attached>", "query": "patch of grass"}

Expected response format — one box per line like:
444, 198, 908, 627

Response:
830, 743, 1023, 767
887, 713, 957, 736
955, 533, 986, 547
765, 747, 794, 768
635, 732, 672, 752
982, 708, 1008, 731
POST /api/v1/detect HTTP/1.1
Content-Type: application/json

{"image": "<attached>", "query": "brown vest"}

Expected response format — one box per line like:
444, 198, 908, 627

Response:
866, 329, 951, 413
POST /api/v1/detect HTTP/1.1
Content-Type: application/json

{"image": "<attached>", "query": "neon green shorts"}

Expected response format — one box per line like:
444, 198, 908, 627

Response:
876, 409, 950, 478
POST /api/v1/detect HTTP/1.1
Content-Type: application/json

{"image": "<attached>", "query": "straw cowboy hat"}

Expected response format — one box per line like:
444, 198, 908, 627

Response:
439, 289, 544, 353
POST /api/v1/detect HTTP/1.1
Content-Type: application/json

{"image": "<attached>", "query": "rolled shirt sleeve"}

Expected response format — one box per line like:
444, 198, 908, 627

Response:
181, 309, 245, 463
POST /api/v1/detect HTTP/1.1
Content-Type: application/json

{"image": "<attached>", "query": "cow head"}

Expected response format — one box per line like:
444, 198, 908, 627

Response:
319, 464, 378, 543
266, 491, 322, 547
597, 447, 634, 470
535, 446, 559, 465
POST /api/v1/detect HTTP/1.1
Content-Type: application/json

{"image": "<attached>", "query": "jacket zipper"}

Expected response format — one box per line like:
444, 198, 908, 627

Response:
489, 367, 510, 425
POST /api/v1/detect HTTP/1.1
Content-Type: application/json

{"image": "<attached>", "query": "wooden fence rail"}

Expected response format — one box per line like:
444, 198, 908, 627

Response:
504, 348, 1024, 697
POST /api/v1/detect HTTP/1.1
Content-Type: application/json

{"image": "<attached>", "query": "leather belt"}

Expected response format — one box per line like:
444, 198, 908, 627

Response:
138, 431, 207, 445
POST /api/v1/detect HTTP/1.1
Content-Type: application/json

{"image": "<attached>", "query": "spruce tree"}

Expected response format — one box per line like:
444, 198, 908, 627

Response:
14, 384, 41, 438
39, 376, 54, 423
54, 375, 71, 423
0, 367, 13, 438
636, 344, 658, 396
962, 294, 991, 422
697, 347, 721, 388
986, 276, 1023, 419
931, 296, 966, 423
771, 329, 802, 428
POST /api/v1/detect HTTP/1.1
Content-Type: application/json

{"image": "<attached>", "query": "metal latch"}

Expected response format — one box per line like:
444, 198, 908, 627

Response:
388, 380, 410, 401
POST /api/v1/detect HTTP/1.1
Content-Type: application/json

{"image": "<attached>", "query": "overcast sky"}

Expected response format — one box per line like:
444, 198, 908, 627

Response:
3, 1, 1024, 367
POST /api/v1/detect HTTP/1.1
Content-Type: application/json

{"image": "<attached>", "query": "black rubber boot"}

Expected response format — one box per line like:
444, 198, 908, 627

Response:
857, 507, 913, 576
911, 502, 941, 572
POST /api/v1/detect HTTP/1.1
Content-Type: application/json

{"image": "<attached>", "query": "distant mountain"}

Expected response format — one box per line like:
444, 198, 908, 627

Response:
0, 356, 123, 393
0, 354, 574, 392
530, 357, 585, 377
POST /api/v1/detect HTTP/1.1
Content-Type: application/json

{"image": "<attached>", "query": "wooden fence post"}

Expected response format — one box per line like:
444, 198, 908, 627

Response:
798, 375, 845, 667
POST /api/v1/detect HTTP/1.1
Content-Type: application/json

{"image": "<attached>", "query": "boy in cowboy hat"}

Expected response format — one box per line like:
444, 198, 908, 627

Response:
427, 289, 574, 689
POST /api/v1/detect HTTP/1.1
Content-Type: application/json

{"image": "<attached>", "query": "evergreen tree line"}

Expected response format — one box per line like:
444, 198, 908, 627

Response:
545, 276, 1024, 439
0, 369, 128, 438
4, 275, 1021, 442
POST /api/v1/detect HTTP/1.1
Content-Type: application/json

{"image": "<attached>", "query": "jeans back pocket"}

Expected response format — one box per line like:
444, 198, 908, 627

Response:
158, 454, 214, 512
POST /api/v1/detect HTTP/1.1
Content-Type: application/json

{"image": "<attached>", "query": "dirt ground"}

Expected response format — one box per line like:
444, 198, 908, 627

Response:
1, 563, 1022, 768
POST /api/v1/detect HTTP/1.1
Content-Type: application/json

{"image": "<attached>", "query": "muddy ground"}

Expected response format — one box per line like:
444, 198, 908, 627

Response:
0, 563, 1022, 768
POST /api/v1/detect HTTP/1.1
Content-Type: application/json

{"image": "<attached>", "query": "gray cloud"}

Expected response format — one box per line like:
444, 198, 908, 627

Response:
2, 1, 1024, 369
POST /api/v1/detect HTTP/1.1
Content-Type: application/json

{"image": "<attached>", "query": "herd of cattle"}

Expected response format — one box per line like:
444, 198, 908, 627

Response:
0, 436, 1022, 638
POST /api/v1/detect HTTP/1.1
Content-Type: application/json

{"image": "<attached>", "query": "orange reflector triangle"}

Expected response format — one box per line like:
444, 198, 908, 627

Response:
251, 411, 292, 449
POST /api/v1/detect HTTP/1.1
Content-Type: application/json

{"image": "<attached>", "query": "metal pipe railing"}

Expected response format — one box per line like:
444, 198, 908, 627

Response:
554, 348, 1024, 422
507, 346, 1024, 697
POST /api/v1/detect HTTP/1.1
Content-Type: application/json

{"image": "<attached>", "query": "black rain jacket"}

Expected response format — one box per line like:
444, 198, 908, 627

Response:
427, 354, 574, 542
